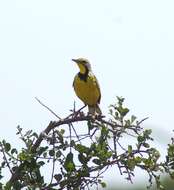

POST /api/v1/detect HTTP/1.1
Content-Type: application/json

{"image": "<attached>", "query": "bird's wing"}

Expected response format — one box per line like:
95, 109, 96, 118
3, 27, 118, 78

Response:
91, 72, 101, 104
72, 74, 78, 88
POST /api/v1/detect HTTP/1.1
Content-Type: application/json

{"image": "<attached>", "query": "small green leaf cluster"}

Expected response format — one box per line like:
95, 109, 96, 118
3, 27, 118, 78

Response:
109, 96, 129, 124
163, 137, 174, 186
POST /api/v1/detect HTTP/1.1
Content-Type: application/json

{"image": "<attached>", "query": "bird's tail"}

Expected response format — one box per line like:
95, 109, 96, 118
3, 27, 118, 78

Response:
88, 104, 102, 115
95, 104, 102, 115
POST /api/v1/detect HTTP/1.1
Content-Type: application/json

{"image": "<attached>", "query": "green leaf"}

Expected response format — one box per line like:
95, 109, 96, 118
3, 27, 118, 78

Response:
170, 171, 174, 179
92, 158, 101, 165
131, 115, 137, 123
64, 152, 75, 172
75, 144, 89, 154
60, 129, 65, 134
11, 148, 18, 154
38, 146, 48, 155
168, 144, 174, 157
70, 140, 75, 147
12, 166, 18, 172
127, 159, 136, 170
4, 143, 11, 152
78, 153, 88, 165
54, 174, 62, 182
125, 119, 131, 127
56, 151, 62, 158
49, 149, 55, 157
43, 152, 47, 158
101, 182, 107, 188
32, 132, 39, 138
38, 161, 45, 167
137, 135, 145, 143
128, 145, 132, 154
1, 161, 5, 168
109, 108, 113, 115
117, 96, 125, 105
135, 156, 142, 163
143, 129, 152, 137
116, 106, 129, 117
143, 143, 150, 148
79, 168, 90, 177
122, 108, 129, 116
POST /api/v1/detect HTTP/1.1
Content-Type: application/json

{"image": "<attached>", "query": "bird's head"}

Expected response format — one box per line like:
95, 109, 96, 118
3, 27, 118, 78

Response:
72, 58, 92, 74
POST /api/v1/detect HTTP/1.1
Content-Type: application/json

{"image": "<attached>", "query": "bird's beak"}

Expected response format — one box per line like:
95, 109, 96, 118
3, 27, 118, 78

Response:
72, 59, 77, 63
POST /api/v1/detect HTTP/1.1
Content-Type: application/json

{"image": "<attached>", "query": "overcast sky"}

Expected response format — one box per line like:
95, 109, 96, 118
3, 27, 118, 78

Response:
0, 0, 174, 188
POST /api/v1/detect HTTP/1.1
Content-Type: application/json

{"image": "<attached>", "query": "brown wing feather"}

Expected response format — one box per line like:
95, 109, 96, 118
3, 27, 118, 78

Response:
93, 75, 101, 104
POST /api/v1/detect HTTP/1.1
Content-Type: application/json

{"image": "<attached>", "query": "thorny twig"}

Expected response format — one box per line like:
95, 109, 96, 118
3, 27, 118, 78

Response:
35, 97, 61, 120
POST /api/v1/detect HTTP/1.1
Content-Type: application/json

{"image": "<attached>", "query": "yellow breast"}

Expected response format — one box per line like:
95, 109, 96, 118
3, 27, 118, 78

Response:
73, 72, 101, 106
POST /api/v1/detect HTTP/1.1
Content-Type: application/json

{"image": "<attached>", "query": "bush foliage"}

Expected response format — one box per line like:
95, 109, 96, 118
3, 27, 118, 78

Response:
0, 97, 174, 190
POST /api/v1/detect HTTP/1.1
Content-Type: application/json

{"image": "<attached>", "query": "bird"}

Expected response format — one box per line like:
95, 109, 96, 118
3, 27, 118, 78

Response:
72, 58, 102, 115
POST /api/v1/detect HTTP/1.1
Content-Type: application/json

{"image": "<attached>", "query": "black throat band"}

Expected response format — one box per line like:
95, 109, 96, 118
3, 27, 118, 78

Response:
78, 67, 89, 82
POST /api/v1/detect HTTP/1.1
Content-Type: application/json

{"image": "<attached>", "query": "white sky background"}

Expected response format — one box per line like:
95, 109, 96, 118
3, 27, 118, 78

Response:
0, 0, 174, 188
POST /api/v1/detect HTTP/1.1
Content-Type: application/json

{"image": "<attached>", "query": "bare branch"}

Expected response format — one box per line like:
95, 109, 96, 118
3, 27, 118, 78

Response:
35, 97, 61, 120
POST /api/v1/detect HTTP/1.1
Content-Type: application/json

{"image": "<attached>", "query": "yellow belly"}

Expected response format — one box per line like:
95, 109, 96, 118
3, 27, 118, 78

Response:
73, 73, 101, 106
